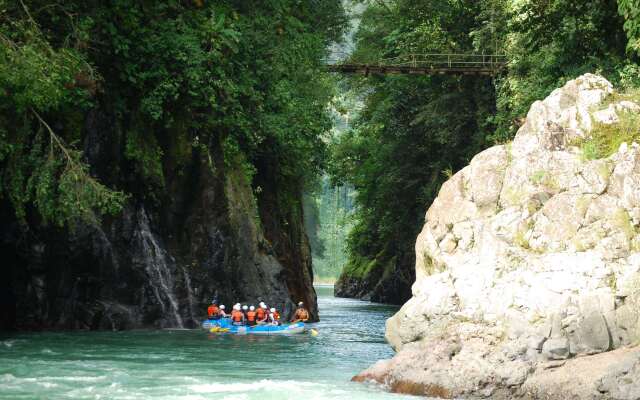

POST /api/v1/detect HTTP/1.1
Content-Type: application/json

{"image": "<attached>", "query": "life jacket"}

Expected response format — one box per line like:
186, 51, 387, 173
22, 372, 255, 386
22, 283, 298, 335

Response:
246, 311, 256, 322
231, 310, 243, 322
207, 305, 219, 318
273, 311, 280, 321
256, 308, 266, 320
295, 308, 309, 320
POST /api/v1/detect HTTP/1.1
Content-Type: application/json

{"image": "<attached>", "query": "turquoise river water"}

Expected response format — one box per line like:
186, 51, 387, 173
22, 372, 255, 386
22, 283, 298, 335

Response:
0, 285, 415, 400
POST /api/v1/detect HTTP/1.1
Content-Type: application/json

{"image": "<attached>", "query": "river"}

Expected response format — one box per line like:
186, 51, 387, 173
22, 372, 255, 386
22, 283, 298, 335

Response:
0, 285, 414, 400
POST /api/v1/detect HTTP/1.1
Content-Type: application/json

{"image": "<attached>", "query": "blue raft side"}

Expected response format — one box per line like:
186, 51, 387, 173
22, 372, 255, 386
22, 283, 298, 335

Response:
202, 318, 306, 335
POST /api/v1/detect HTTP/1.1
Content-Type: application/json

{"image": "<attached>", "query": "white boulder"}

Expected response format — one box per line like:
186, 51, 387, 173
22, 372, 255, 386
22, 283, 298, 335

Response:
357, 74, 640, 399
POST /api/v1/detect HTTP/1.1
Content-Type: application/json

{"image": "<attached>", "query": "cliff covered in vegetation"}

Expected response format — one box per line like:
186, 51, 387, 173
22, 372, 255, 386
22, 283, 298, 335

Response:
0, 0, 345, 329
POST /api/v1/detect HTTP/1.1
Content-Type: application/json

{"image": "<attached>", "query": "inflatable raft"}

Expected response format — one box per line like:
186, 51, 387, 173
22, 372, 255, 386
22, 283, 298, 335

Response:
202, 318, 306, 335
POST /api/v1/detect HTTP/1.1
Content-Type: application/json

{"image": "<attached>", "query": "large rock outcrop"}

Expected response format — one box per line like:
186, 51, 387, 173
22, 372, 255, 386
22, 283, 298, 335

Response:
0, 110, 317, 330
355, 74, 640, 399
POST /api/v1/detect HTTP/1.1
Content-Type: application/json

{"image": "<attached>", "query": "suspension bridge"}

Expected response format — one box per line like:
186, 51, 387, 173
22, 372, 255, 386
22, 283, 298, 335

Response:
326, 53, 507, 76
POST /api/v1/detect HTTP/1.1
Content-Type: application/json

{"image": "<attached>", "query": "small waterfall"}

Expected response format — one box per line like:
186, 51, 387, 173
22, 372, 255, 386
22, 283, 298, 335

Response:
136, 209, 183, 328
182, 267, 197, 326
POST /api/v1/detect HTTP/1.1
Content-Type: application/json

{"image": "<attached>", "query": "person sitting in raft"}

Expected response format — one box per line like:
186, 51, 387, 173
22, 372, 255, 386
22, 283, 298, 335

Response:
219, 305, 228, 318
242, 304, 249, 318
231, 304, 245, 326
256, 302, 268, 324
269, 307, 280, 325
291, 302, 309, 323
246, 306, 257, 326
207, 300, 220, 320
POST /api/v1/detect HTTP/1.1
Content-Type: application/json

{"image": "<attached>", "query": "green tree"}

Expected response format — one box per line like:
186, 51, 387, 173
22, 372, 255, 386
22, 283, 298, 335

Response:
0, 9, 126, 226
0, 1, 347, 231
619, 0, 640, 54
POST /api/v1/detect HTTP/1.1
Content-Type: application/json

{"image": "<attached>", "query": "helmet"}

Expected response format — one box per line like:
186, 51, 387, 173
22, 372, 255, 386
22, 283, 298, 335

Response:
249, 306, 255, 311
261, 303, 267, 309
220, 305, 225, 310
298, 302, 304, 307
242, 305, 248, 311
270, 308, 276, 313
233, 304, 240, 311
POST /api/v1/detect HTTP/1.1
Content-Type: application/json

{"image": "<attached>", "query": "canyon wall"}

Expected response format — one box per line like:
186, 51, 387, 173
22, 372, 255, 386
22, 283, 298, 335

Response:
0, 110, 316, 330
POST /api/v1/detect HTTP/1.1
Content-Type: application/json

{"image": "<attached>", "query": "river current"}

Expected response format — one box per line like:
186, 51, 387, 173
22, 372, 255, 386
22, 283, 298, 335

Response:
0, 285, 414, 400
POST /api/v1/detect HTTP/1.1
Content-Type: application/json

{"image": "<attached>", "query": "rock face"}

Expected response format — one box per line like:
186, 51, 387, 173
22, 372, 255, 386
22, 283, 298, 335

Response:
0, 110, 317, 330
355, 74, 640, 399
334, 254, 415, 304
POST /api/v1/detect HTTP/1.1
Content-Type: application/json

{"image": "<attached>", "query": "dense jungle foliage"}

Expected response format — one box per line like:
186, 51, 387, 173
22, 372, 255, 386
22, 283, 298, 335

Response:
0, 0, 346, 228
331, 0, 640, 301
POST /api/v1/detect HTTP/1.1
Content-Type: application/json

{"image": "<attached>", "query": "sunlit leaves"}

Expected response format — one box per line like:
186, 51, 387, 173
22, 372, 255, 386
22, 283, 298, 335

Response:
0, 21, 93, 113
618, 0, 640, 54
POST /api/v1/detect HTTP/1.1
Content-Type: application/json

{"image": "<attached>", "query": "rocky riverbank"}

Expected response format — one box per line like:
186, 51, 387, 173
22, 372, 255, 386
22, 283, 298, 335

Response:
354, 74, 640, 399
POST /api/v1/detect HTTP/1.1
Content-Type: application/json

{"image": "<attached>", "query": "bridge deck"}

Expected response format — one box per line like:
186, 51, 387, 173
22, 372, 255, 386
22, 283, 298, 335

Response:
326, 54, 507, 76
327, 64, 499, 76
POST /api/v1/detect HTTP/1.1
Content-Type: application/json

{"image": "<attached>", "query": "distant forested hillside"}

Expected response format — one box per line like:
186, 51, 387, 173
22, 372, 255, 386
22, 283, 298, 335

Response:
306, 178, 355, 283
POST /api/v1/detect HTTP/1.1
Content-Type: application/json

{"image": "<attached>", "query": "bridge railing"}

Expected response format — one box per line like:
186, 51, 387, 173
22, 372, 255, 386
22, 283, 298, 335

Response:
326, 53, 508, 70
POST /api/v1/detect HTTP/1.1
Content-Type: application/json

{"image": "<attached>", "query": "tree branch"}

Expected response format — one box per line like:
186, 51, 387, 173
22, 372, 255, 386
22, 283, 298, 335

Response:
31, 108, 75, 167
